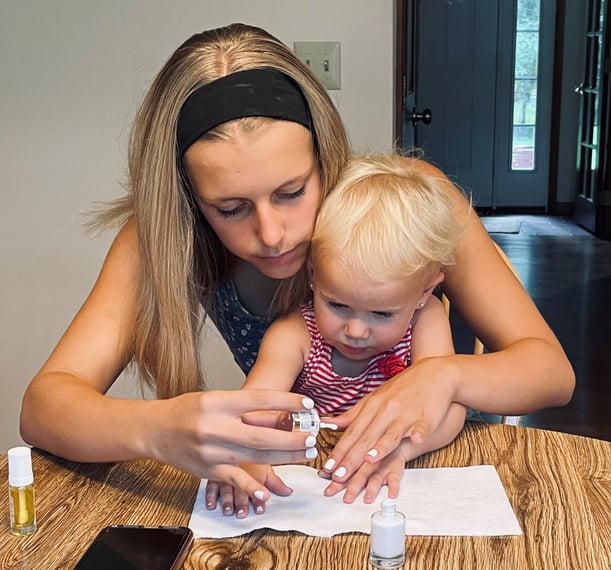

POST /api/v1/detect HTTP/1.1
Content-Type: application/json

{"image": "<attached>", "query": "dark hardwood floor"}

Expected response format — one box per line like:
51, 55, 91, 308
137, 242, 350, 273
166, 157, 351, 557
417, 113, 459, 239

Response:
451, 214, 611, 442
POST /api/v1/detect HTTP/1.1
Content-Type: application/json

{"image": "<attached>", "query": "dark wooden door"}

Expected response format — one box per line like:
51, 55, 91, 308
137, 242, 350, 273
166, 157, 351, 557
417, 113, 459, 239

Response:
409, 0, 497, 207
400, 0, 554, 209
575, 0, 611, 237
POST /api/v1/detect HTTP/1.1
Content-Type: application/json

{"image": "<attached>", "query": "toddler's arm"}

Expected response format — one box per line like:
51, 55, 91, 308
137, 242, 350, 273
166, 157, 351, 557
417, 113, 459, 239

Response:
205, 311, 312, 516
241, 310, 310, 391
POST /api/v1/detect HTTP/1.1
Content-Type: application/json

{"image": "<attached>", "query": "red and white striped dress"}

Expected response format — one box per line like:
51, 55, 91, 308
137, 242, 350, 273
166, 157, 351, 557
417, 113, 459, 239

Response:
291, 302, 412, 415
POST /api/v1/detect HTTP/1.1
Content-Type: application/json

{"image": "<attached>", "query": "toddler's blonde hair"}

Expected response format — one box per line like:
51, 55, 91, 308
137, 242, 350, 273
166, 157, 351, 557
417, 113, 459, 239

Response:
311, 153, 465, 283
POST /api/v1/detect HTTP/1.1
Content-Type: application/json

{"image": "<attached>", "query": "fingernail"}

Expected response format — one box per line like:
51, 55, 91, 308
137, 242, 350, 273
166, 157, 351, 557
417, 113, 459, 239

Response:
254, 490, 265, 500
367, 448, 378, 458
223, 506, 233, 515
302, 397, 315, 410
206, 502, 214, 510
237, 509, 245, 517
320, 422, 338, 430
334, 466, 347, 478
305, 447, 318, 459
305, 435, 317, 448
324, 458, 336, 471
255, 506, 264, 514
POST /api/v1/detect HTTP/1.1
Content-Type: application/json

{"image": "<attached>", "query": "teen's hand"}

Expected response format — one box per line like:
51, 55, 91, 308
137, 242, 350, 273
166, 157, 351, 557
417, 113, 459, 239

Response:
144, 390, 318, 504
321, 358, 455, 483
320, 439, 411, 504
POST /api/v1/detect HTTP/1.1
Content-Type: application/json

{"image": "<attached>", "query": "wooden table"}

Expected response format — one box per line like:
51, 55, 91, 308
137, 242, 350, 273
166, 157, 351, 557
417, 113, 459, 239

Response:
1, 423, 609, 569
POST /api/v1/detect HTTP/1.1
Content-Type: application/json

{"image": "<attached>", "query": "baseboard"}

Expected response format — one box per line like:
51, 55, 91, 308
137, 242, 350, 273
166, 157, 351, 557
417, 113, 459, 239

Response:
548, 202, 574, 215
475, 203, 574, 216
475, 206, 545, 216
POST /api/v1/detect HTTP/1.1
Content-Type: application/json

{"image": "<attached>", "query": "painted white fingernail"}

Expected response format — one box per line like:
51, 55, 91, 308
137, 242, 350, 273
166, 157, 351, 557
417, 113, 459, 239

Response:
254, 490, 265, 500
305, 435, 317, 448
334, 466, 347, 478
302, 397, 315, 410
320, 422, 338, 430
237, 509, 245, 517
255, 506, 264, 514
367, 448, 378, 458
223, 506, 232, 515
324, 458, 336, 471
206, 502, 214, 510
305, 447, 318, 459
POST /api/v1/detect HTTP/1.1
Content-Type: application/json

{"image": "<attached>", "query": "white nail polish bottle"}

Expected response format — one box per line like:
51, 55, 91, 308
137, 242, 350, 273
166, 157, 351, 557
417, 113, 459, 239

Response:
369, 499, 405, 569
278, 409, 321, 432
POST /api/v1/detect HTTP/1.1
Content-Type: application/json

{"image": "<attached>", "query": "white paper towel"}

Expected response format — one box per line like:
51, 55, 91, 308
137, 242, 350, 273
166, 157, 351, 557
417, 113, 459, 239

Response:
188, 464, 522, 538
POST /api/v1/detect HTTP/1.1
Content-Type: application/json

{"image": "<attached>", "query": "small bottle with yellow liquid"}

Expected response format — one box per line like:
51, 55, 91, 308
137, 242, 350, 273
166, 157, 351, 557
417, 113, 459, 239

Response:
8, 446, 37, 535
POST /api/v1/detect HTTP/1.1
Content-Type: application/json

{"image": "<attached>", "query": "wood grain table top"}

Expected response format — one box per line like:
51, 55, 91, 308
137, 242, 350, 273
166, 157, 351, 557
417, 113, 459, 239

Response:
1, 422, 609, 569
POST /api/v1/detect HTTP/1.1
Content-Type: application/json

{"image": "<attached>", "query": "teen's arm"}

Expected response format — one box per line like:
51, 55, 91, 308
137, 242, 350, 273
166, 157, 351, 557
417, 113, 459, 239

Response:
20, 222, 315, 503
20, 221, 148, 460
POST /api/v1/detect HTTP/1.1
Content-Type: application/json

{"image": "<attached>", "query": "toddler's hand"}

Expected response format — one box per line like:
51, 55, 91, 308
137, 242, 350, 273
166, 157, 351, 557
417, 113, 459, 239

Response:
320, 440, 410, 504
205, 464, 293, 518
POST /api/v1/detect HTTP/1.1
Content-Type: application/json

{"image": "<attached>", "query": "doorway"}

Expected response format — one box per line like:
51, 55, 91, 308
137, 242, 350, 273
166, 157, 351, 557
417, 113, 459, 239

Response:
574, 0, 611, 237
399, 0, 555, 210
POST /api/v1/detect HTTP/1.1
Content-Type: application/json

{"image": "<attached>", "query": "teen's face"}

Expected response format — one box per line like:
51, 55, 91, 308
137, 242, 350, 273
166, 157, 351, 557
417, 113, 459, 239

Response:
311, 258, 442, 362
183, 121, 321, 279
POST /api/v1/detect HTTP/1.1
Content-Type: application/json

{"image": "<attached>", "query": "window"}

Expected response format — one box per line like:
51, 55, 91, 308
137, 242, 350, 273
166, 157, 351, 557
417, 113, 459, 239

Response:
511, 0, 541, 171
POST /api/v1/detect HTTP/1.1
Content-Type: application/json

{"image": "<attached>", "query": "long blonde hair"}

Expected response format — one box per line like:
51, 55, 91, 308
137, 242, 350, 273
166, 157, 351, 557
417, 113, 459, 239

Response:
93, 24, 349, 397
311, 153, 465, 283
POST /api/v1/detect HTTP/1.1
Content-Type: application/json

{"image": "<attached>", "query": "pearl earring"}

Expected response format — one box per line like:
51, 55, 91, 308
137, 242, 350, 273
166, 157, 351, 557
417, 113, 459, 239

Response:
309, 283, 314, 290
418, 302, 425, 309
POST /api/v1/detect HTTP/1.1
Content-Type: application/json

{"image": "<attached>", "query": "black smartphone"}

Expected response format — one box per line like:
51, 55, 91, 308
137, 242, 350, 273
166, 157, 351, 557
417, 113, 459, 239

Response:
73, 525, 194, 570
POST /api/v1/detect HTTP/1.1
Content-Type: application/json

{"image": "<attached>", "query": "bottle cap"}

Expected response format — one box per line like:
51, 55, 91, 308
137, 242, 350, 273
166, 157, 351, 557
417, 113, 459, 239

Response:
381, 498, 397, 515
8, 446, 34, 487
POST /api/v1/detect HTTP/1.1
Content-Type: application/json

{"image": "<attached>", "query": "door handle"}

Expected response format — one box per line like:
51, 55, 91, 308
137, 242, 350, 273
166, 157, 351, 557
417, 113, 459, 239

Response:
406, 106, 432, 126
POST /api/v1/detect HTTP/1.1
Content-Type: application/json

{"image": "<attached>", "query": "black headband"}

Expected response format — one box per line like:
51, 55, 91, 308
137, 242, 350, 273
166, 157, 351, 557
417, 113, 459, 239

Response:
177, 68, 312, 155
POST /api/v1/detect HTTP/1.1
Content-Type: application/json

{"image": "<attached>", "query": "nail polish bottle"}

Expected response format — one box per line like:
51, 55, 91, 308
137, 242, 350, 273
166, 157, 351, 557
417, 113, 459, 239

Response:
369, 498, 405, 569
8, 446, 37, 536
277, 409, 338, 433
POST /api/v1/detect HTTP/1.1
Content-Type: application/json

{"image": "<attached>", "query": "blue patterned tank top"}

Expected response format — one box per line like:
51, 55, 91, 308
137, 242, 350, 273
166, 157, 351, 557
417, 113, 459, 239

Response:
209, 280, 272, 374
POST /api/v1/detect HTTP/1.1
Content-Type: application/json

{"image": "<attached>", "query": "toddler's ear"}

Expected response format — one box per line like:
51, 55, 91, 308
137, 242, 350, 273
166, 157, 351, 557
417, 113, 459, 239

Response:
418, 271, 446, 305
425, 271, 445, 293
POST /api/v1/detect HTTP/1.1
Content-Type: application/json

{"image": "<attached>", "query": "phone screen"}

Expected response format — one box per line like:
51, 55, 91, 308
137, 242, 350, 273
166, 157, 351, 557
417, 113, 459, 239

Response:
74, 525, 194, 570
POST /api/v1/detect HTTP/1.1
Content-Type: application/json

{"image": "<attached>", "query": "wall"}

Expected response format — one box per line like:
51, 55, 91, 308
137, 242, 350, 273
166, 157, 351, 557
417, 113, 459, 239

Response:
0, 0, 394, 451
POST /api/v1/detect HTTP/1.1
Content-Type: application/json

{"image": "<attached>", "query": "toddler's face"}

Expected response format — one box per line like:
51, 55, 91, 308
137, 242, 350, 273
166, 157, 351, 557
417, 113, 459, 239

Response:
311, 259, 434, 363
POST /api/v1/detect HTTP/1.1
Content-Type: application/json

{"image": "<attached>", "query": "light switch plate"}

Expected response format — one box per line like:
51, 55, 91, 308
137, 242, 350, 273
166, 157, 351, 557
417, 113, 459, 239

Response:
293, 41, 341, 90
